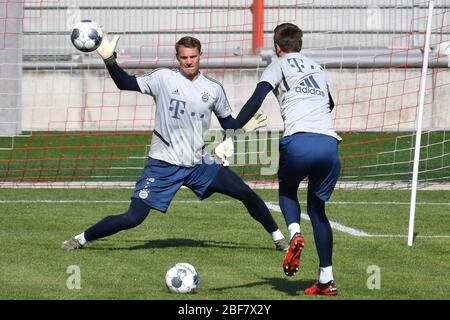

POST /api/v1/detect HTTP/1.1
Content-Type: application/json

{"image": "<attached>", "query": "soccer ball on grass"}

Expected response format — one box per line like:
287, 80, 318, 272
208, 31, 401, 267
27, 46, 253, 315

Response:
70, 20, 103, 52
165, 263, 199, 294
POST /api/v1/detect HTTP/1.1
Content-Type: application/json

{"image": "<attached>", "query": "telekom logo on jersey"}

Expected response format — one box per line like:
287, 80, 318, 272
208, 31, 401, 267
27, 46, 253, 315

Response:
169, 98, 186, 119
169, 98, 206, 120
287, 57, 305, 73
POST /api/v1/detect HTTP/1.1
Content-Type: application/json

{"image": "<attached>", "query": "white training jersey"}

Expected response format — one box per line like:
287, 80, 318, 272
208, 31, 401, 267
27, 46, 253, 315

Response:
136, 68, 232, 167
259, 52, 341, 140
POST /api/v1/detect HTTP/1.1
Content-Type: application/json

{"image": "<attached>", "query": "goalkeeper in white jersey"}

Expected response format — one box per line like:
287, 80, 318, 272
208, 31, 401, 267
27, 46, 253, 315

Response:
62, 34, 289, 252
217, 23, 341, 295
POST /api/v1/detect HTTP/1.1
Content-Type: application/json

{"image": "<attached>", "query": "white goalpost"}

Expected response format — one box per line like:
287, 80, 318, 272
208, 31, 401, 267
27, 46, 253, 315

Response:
408, 0, 434, 247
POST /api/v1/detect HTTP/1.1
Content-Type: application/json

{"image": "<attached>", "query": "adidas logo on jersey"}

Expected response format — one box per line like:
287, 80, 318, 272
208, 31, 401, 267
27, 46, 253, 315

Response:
295, 75, 325, 97
172, 89, 180, 95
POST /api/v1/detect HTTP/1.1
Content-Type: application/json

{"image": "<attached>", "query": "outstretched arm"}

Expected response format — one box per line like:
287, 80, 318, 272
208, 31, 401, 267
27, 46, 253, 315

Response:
214, 81, 273, 166
217, 81, 273, 130
104, 58, 140, 92
96, 31, 140, 92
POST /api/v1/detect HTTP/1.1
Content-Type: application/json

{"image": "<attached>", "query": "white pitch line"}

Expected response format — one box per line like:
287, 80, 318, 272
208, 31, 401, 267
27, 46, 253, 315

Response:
0, 200, 235, 204
1, 199, 449, 239
322, 201, 450, 206
363, 234, 450, 238
0, 199, 448, 205
265, 203, 450, 239
265, 203, 370, 236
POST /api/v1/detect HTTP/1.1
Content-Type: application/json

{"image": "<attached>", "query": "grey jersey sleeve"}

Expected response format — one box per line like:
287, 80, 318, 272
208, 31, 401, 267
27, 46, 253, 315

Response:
136, 69, 163, 96
259, 59, 283, 88
213, 85, 232, 118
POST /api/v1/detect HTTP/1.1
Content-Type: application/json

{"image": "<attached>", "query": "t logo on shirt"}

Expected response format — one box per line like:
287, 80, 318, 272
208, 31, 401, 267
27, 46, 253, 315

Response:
287, 58, 305, 73
169, 98, 186, 119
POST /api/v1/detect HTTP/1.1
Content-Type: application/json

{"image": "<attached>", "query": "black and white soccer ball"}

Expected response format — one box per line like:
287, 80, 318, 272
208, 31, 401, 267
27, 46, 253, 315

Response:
165, 263, 199, 294
70, 20, 103, 52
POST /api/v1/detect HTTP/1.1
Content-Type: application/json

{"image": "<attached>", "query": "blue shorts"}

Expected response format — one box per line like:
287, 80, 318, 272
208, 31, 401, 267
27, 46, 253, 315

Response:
278, 132, 340, 201
132, 157, 222, 212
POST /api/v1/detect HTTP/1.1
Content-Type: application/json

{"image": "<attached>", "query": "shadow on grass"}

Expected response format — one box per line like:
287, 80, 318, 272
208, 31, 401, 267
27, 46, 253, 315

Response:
211, 277, 317, 296
86, 238, 279, 251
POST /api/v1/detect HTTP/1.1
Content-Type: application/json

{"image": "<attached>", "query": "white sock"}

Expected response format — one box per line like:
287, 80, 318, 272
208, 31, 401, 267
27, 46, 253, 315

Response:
319, 266, 334, 284
288, 223, 301, 239
74, 232, 87, 245
271, 229, 285, 241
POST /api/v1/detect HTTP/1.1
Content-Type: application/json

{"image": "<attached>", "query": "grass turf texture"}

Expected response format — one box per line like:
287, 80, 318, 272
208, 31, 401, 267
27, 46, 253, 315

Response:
0, 188, 449, 299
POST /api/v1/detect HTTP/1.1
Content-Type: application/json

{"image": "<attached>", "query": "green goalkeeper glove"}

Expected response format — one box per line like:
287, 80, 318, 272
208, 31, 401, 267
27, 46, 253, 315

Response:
242, 110, 268, 132
214, 137, 234, 166
96, 29, 120, 63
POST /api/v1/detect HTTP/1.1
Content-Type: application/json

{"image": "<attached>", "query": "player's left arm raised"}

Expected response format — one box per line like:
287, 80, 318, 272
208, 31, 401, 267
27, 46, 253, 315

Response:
96, 29, 140, 92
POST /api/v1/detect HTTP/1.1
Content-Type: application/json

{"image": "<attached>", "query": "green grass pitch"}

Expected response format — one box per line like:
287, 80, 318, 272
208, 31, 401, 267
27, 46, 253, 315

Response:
0, 188, 449, 300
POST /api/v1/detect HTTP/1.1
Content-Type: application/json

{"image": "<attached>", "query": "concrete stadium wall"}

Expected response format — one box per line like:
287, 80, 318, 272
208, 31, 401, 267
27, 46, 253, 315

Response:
4, 0, 450, 132
22, 0, 449, 52
21, 67, 450, 131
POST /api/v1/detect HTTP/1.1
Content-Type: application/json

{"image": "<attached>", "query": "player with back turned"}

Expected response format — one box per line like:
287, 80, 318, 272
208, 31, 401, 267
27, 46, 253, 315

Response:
61, 31, 290, 252
214, 23, 341, 295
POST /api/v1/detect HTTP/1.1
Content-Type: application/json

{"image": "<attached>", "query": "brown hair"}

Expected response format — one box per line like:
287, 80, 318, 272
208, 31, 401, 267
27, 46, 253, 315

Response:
273, 23, 303, 53
175, 36, 202, 55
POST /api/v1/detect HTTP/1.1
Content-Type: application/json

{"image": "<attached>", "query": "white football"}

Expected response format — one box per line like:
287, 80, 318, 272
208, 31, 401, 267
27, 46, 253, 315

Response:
165, 263, 199, 294
70, 20, 103, 52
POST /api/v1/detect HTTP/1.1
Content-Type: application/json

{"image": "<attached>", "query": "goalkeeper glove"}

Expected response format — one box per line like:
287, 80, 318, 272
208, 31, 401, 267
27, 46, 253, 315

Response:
96, 29, 120, 63
214, 110, 266, 166
242, 110, 267, 132
214, 137, 234, 166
